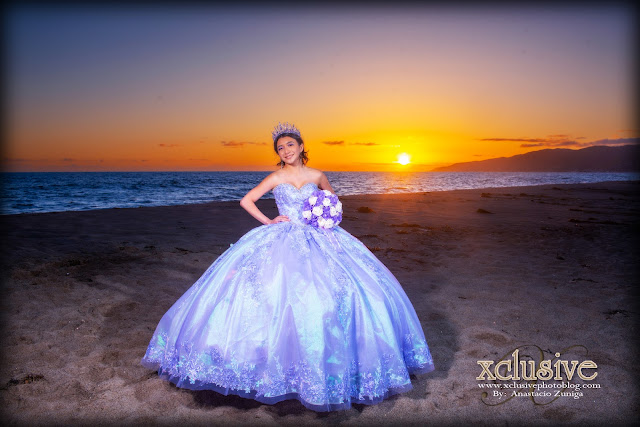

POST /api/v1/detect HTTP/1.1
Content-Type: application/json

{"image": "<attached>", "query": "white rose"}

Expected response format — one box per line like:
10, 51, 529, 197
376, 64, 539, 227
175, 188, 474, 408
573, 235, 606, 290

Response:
336, 201, 343, 212
323, 190, 332, 196
312, 206, 323, 216
317, 217, 326, 228
302, 210, 312, 220
324, 218, 334, 228
322, 198, 331, 207
329, 207, 337, 217
309, 196, 318, 206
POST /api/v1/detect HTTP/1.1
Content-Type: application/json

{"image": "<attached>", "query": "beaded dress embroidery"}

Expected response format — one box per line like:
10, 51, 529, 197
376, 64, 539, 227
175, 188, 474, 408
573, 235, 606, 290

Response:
141, 182, 434, 411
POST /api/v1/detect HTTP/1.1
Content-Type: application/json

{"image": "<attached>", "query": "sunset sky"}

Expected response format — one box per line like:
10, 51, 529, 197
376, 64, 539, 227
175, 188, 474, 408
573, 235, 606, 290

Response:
4, 3, 637, 172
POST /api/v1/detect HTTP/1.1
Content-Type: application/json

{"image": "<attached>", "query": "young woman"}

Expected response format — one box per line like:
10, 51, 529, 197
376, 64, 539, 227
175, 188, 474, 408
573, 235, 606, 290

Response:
141, 122, 434, 411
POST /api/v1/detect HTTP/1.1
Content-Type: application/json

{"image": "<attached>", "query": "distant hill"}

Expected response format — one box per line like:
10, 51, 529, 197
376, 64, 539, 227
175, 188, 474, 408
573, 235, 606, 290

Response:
432, 145, 640, 172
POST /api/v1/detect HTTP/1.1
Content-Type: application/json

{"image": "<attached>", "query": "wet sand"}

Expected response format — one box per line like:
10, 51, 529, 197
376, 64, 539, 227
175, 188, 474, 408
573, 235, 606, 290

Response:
1, 181, 638, 425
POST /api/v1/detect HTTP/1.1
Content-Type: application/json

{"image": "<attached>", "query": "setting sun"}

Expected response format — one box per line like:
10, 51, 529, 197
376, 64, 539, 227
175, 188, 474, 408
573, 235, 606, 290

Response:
397, 153, 411, 166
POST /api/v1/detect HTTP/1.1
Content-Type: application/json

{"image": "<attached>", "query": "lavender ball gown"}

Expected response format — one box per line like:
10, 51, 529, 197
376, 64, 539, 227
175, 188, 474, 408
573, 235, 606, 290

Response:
141, 182, 434, 411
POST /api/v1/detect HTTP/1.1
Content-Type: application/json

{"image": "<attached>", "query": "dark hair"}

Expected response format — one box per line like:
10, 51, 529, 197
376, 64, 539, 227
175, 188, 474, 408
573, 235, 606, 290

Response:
274, 133, 309, 167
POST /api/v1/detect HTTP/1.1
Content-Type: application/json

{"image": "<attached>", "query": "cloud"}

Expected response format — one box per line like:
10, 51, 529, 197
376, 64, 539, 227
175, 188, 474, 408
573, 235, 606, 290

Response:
62, 158, 75, 161
158, 144, 181, 148
479, 136, 574, 147
553, 140, 581, 147
520, 140, 581, 148
220, 141, 267, 147
322, 140, 380, 146
588, 137, 640, 146
480, 134, 639, 149
221, 141, 244, 147
518, 138, 635, 148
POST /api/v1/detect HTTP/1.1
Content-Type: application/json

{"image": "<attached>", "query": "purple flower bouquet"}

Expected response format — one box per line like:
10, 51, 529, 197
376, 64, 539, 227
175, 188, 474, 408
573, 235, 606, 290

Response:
302, 189, 343, 229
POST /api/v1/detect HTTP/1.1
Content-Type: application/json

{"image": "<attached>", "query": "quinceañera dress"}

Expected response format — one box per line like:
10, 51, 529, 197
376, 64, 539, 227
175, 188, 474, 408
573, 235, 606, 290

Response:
141, 182, 434, 411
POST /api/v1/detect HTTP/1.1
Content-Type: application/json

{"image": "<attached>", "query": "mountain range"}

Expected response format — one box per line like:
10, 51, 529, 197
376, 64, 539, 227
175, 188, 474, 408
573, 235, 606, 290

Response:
432, 144, 640, 172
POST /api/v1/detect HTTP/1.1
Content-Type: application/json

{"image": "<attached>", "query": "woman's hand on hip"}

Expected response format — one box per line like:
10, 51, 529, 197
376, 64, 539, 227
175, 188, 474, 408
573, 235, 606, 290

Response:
268, 215, 290, 224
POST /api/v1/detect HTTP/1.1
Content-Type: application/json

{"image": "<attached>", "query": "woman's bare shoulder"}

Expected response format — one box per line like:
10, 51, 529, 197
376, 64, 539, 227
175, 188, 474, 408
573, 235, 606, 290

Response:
270, 169, 289, 179
260, 170, 285, 186
304, 167, 325, 179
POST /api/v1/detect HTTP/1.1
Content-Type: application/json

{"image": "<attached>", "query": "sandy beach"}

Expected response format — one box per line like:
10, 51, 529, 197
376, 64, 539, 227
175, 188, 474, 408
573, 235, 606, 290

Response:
1, 181, 638, 425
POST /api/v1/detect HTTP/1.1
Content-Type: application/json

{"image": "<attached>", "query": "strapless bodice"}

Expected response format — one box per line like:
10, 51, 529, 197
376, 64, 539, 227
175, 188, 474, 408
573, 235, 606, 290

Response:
272, 182, 318, 225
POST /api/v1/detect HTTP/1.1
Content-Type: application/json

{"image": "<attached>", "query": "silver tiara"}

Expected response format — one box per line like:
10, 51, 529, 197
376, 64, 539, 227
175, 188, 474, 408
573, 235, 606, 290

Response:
272, 122, 301, 142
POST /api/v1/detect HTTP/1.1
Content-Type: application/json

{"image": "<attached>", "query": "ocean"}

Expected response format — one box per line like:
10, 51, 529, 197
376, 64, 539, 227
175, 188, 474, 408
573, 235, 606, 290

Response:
1, 171, 638, 215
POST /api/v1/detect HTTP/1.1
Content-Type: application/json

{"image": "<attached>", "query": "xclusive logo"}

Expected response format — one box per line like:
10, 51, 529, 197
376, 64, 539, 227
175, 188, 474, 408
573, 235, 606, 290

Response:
477, 344, 601, 406
477, 349, 597, 381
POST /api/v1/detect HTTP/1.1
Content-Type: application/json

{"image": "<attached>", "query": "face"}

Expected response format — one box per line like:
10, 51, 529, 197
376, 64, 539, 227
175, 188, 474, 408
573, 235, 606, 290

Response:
276, 136, 304, 165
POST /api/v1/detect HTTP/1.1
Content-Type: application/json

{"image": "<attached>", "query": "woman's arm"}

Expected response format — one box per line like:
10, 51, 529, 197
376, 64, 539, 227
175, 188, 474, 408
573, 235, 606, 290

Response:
240, 174, 289, 225
318, 172, 336, 194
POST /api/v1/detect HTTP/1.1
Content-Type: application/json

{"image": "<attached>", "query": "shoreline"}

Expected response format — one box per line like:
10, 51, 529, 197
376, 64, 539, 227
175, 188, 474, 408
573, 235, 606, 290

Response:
2, 179, 638, 218
1, 180, 638, 424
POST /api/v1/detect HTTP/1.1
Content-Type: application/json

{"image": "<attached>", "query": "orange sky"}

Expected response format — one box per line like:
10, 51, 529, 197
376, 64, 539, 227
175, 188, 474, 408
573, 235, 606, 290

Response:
4, 6, 637, 172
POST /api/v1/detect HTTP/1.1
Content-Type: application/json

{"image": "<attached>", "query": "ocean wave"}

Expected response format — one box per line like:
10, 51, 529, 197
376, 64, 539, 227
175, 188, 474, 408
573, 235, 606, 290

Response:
1, 171, 638, 215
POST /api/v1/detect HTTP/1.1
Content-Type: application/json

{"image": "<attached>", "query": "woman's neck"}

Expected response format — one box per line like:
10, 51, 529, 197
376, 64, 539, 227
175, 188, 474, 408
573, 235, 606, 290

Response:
282, 162, 305, 173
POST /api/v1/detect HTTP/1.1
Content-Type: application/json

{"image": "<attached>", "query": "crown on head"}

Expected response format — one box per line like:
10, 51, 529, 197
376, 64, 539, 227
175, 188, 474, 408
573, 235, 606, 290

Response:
272, 122, 301, 142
